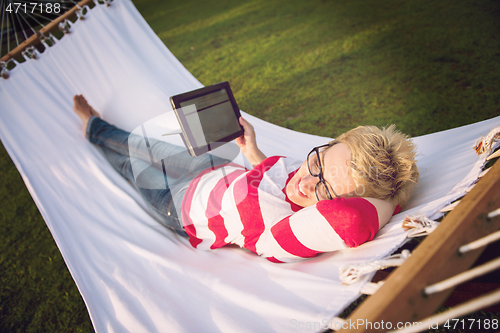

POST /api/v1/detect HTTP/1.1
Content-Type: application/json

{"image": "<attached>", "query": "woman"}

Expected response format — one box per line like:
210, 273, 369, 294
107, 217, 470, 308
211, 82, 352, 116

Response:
74, 95, 419, 263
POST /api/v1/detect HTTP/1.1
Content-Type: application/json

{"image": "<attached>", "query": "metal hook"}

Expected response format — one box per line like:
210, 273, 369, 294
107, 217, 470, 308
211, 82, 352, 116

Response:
75, 6, 86, 20
22, 46, 38, 60
1, 61, 11, 79
59, 19, 71, 34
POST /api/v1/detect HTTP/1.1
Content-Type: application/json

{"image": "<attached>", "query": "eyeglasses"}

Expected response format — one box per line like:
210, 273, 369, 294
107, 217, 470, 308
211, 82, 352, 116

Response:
307, 144, 338, 201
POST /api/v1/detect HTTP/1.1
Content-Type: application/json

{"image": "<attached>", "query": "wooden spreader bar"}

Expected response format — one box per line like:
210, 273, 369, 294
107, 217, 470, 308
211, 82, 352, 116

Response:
1, 0, 95, 63
338, 159, 500, 332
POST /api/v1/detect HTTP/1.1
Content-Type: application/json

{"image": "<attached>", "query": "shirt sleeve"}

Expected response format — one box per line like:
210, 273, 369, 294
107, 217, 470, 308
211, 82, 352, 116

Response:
265, 197, 380, 263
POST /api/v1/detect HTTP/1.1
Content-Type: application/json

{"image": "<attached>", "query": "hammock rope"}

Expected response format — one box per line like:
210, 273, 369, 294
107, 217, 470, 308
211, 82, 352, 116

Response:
389, 289, 500, 333
339, 250, 412, 285
1, 0, 76, 45
424, 256, 500, 296
0, 4, 9, 54
459, 229, 500, 254
0, 0, 96, 69
355, 228, 500, 297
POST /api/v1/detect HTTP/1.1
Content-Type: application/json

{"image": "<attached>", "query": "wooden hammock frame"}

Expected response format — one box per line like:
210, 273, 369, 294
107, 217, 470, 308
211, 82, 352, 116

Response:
1, 0, 94, 63
338, 157, 500, 332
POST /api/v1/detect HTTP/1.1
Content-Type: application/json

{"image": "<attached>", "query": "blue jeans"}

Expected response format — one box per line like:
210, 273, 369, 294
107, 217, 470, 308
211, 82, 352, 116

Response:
86, 116, 230, 237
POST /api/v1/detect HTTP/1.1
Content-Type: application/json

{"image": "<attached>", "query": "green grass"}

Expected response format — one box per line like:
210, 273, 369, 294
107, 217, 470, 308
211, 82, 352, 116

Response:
135, 0, 500, 137
0, 143, 93, 332
1, 0, 500, 331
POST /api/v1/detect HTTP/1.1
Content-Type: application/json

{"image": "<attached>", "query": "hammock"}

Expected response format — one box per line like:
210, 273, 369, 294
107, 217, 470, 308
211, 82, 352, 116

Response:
0, 0, 498, 331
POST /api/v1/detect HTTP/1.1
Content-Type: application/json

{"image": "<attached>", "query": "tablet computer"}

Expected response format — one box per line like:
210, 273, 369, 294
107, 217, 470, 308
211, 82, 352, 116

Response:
169, 81, 244, 156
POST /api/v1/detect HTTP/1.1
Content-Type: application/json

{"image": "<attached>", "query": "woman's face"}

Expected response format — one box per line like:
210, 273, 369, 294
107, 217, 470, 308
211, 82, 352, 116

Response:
286, 143, 357, 207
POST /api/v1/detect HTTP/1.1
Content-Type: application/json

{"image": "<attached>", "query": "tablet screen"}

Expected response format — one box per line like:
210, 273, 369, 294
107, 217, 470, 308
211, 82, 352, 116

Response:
179, 88, 241, 147
170, 82, 244, 156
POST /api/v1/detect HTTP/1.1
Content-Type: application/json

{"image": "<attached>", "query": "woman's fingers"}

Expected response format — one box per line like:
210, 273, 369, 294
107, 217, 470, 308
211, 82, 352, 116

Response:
239, 117, 247, 133
239, 117, 255, 140
235, 135, 245, 146
236, 117, 253, 149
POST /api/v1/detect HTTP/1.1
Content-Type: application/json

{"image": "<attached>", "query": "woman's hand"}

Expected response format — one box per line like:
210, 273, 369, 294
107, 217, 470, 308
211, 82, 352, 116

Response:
235, 117, 267, 167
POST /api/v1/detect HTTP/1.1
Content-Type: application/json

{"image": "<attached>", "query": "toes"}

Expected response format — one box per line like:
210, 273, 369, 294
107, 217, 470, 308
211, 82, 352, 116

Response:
74, 95, 82, 106
73, 94, 100, 118
73, 95, 87, 109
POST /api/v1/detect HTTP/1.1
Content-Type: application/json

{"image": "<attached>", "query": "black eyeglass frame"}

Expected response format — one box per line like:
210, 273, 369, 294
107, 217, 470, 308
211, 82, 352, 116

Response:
306, 144, 339, 201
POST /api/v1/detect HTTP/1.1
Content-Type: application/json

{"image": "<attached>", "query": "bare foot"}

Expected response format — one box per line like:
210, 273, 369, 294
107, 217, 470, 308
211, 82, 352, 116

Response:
73, 95, 100, 136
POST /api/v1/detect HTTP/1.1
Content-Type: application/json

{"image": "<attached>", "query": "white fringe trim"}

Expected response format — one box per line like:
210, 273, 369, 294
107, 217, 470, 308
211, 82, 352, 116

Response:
339, 250, 411, 285
474, 126, 500, 155
402, 215, 439, 238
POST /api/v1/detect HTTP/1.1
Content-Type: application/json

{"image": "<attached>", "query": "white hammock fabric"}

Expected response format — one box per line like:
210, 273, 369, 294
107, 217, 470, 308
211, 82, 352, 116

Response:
0, 1, 498, 332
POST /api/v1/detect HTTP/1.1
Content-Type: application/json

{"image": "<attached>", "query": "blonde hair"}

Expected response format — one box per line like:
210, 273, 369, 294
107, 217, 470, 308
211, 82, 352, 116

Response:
328, 125, 419, 206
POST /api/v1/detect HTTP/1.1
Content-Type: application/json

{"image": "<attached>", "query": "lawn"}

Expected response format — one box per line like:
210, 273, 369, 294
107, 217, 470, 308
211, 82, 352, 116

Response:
1, 0, 499, 331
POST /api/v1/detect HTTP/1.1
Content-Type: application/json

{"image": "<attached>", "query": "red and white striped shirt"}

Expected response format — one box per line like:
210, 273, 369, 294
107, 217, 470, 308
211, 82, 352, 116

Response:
181, 156, 379, 263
